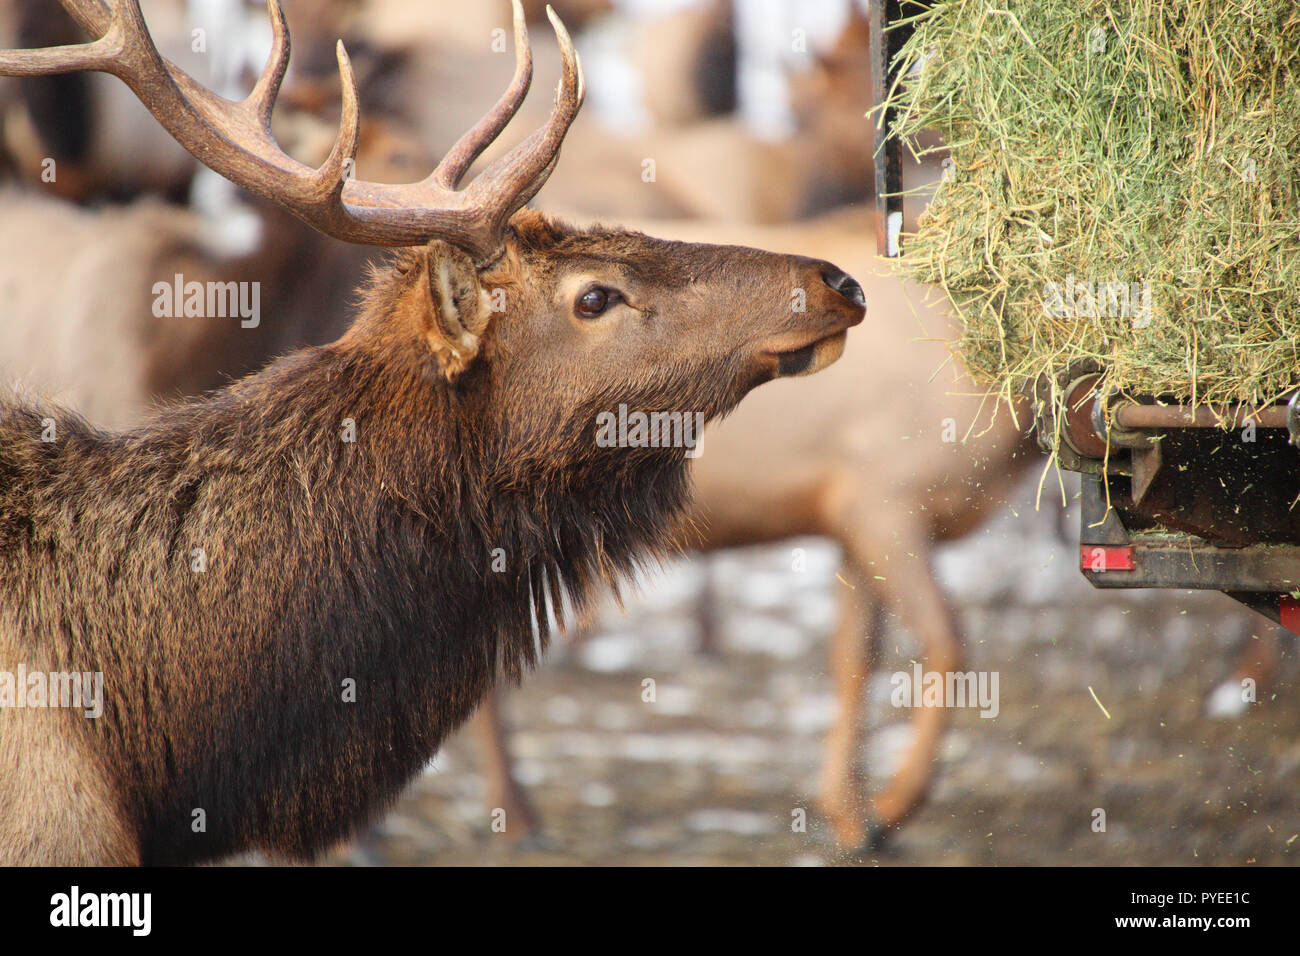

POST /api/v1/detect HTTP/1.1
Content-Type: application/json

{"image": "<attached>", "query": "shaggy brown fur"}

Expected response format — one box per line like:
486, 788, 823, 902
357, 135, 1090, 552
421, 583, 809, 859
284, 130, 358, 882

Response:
0, 210, 863, 865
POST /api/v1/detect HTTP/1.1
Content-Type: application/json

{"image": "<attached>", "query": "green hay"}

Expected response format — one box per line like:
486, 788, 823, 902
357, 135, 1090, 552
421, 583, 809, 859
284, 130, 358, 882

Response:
884, 0, 1300, 444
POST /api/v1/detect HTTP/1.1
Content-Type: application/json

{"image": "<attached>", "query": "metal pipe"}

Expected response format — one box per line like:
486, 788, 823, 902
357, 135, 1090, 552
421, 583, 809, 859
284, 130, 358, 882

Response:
1112, 402, 1290, 430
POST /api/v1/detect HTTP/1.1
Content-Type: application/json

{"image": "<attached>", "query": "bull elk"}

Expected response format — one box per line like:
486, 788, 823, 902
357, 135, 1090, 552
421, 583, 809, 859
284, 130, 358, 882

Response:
0, 0, 864, 865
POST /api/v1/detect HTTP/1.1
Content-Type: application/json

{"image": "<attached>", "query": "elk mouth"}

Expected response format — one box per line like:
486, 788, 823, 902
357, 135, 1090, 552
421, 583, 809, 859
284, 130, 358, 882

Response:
769, 331, 849, 378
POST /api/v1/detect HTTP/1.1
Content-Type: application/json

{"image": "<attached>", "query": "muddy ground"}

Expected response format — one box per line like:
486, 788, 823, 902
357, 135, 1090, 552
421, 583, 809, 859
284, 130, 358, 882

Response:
314, 473, 1299, 867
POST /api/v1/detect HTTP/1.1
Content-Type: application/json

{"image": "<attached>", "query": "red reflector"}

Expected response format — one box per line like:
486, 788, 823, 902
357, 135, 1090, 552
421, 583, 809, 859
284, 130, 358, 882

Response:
1281, 597, 1300, 635
1080, 545, 1136, 572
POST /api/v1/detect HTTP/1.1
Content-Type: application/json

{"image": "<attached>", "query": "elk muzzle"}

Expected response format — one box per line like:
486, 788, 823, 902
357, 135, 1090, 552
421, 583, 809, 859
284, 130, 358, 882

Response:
764, 259, 866, 379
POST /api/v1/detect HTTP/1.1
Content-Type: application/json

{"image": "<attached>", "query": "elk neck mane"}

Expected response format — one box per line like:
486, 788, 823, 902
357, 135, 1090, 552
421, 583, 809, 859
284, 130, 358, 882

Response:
0, 255, 694, 863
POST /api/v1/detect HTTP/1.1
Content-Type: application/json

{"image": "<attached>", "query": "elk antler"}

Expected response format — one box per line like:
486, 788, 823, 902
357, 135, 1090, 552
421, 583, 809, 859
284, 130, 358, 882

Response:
0, 0, 585, 265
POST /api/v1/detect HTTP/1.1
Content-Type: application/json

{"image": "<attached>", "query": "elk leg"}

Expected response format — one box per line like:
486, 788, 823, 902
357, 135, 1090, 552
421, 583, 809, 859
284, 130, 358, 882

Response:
471, 689, 542, 841
863, 535, 962, 841
823, 511, 962, 850
815, 570, 881, 847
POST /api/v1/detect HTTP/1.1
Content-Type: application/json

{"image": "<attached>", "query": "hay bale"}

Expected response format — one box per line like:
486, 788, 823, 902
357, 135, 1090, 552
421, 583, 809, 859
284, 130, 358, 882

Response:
885, 0, 1300, 439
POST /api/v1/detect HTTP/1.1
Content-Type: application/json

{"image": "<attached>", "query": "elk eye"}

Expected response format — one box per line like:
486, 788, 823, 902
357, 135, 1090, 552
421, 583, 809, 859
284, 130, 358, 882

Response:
576, 286, 615, 318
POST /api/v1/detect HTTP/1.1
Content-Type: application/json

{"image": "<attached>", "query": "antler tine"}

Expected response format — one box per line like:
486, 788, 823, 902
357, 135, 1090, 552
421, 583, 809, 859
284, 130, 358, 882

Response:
0, 0, 120, 76
57, 0, 112, 37
461, 6, 585, 243
0, 36, 117, 76
248, 0, 292, 130
0, 0, 586, 259
514, 152, 562, 210
313, 40, 362, 204
232, 2, 359, 209
428, 0, 534, 191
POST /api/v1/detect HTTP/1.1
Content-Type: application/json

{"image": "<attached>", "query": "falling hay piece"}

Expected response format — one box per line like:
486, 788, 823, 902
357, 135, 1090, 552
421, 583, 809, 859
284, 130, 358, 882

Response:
1088, 685, 1112, 719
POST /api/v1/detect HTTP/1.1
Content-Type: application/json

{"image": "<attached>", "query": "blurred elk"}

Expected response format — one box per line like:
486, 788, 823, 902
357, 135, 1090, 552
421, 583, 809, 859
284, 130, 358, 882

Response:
3, 0, 199, 199
0, 178, 382, 427
553, 0, 878, 223
631, 0, 735, 128
0, 0, 864, 864
645, 0, 877, 222
371, 0, 885, 224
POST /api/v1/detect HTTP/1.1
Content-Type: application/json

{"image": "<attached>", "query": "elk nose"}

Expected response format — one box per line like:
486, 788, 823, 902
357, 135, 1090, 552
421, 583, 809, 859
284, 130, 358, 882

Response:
821, 265, 865, 308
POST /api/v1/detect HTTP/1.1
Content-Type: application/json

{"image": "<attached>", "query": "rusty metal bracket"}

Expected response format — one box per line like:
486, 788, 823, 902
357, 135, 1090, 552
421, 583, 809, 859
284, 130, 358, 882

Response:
1128, 437, 1163, 506
1079, 474, 1129, 546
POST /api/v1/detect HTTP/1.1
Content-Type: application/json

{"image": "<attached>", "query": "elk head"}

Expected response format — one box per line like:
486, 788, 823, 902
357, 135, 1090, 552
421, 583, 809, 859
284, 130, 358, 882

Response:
0, 0, 864, 480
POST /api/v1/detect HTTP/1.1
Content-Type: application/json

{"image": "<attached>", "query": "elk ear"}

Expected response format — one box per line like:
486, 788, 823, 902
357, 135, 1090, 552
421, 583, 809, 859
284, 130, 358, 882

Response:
421, 241, 493, 381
